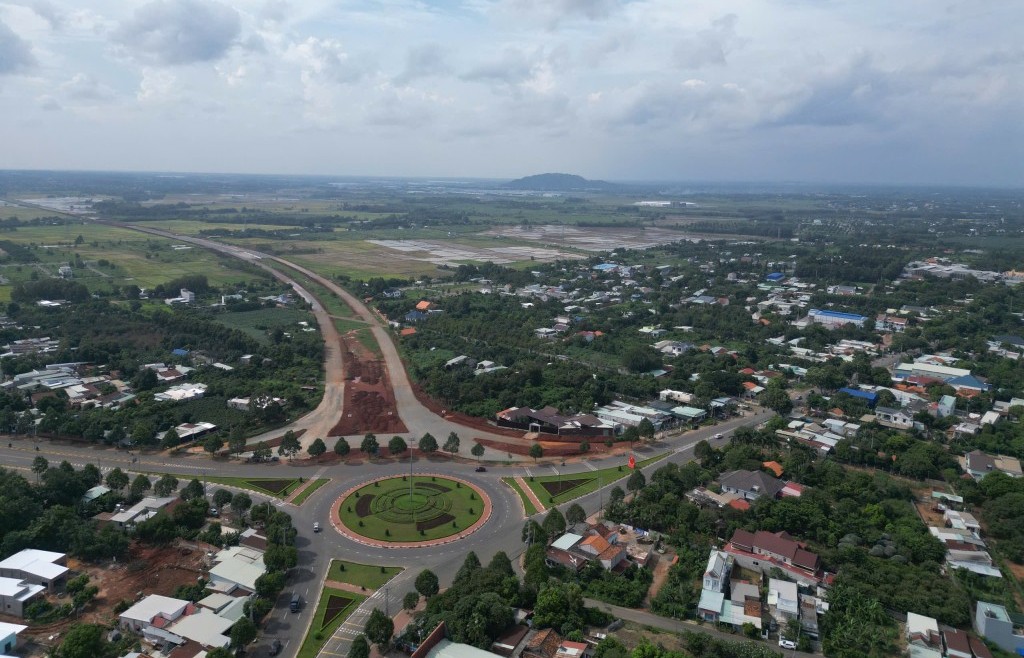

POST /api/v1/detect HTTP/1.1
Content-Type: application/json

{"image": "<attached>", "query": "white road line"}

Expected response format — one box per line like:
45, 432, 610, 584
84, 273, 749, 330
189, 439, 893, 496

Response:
582, 461, 598, 472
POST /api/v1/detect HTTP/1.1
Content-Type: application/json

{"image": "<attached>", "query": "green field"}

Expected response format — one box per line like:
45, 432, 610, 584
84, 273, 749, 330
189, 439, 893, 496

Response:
213, 307, 316, 344
327, 560, 403, 590
291, 478, 330, 506
502, 478, 539, 516
523, 453, 669, 506
338, 476, 484, 542
296, 588, 366, 658
203, 475, 305, 498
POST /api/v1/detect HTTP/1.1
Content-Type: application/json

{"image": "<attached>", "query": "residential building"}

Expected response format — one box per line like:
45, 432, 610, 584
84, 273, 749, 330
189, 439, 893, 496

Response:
726, 530, 821, 586
805, 309, 868, 328
959, 450, 1023, 481
942, 629, 972, 658
0, 549, 68, 590
719, 470, 784, 501
120, 595, 191, 633
768, 578, 799, 624
906, 612, 942, 658
153, 383, 207, 403
975, 601, 1024, 655
875, 314, 908, 333
100, 496, 177, 529
0, 577, 44, 617
703, 550, 732, 593
0, 622, 27, 656
496, 406, 614, 437
874, 406, 915, 430
522, 628, 565, 658
208, 545, 265, 593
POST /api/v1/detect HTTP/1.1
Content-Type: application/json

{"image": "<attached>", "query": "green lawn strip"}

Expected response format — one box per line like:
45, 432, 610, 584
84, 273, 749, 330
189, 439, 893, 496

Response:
327, 560, 403, 590
502, 477, 538, 516
291, 478, 330, 506
338, 475, 483, 542
270, 261, 355, 319
296, 588, 366, 658
524, 453, 669, 506
203, 475, 304, 498
352, 327, 382, 356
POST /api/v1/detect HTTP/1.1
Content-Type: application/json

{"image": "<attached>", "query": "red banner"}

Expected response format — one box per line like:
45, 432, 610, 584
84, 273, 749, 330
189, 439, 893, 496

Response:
628, 454, 636, 470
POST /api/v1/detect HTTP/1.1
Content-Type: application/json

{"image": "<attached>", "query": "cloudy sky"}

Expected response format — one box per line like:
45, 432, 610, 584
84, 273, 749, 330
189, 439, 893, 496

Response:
0, 0, 1021, 186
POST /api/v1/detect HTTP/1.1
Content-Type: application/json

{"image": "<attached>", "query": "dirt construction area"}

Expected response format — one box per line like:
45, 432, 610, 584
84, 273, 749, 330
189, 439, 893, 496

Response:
329, 330, 408, 436
12, 542, 207, 646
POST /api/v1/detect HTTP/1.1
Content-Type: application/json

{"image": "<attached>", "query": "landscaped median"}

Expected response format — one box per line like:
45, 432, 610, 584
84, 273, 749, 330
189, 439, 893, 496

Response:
202, 475, 330, 502
505, 453, 669, 513
328, 560, 403, 590
295, 587, 366, 658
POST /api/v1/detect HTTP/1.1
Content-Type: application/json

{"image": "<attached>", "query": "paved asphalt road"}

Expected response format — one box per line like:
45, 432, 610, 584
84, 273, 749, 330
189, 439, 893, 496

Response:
0, 219, 788, 657
0, 408, 771, 657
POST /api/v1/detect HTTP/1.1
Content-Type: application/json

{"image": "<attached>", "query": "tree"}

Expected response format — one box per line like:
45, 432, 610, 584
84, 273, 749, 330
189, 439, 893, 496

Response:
762, 387, 793, 414
637, 418, 656, 440
533, 582, 585, 633
56, 623, 106, 658
579, 441, 590, 455
349, 635, 370, 658
31, 456, 48, 481
253, 441, 272, 462
231, 492, 252, 516
443, 432, 461, 455
81, 463, 102, 487
471, 442, 485, 461
161, 427, 181, 449
203, 433, 224, 455
105, 467, 129, 491
228, 426, 246, 455
181, 478, 205, 501
154, 474, 179, 497
230, 616, 258, 650
542, 508, 566, 537
609, 486, 625, 504
361, 433, 379, 457
419, 433, 438, 454
334, 437, 351, 457
415, 569, 439, 598
212, 488, 233, 509
278, 430, 301, 458
566, 503, 587, 526
403, 591, 419, 610
529, 443, 543, 463
364, 607, 394, 648
622, 346, 661, 373
388, 436, 407, 456
130, 474, 152, 498
255, 571, 286, 598
131, 420, 155, 446
522, 520, 547, 546
308, 438, 327, 458
626, 469, 646, 492
207, 649, 233, 658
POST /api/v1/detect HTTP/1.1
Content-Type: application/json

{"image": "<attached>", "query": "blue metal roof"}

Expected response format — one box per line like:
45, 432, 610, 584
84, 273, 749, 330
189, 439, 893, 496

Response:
809, 308, 868, 321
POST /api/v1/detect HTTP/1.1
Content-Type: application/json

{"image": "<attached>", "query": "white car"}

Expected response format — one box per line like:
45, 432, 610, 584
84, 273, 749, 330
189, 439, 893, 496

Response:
313, 522, 321, 533
713, 433, 724, 440
779, 638, 797, 650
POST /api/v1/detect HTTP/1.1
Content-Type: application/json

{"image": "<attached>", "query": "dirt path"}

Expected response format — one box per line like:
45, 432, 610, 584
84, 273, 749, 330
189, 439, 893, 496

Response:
328, 330, 407, 436
644, 552, 677, 607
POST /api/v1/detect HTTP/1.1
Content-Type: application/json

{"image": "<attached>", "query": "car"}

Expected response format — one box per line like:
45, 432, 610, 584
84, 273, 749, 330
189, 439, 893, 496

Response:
779, 638, 797, 650
313, 522, 321, 533
475, 466, 487, 472
713, 433, 724, 439
290, 594, 301, 612
270, 639, 283, 656
208, 507, 219, 517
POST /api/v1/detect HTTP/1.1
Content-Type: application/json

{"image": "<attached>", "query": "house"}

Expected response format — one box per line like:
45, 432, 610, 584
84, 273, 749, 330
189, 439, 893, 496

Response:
768, 578, 799, 624
875, 314, 908, 333
555, 641, 590, 658
415, 300, 432, 311
0, 622, 27, 656
703, 550, 732, 593
727, 530, 821, 586
959, 450, 1023, 481
405, 310, 427, 323
942, 629, 973, 658
0, 549, 68, 590
153, 383, 207, 403
103, 496, 178, 528
906, 612, 942, 658
975, 601, 1024, 654
0, 577, 45, 617
874, 406, 915, 430
523, 629, 565, 658
806, 309, 868, 328
208, 545, 265, 593
719, 470, 784, 501
120, 595, 191, 633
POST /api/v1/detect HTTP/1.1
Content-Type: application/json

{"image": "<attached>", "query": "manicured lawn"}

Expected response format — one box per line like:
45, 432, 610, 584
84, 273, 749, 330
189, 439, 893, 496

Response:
296, 588, 365, 658
328, 560, 403, 590
203, 475, 304, 498
502, 477, 539, 516
338, 476, 483, 542
523, 453, 669, 506
291, 478, 330, 506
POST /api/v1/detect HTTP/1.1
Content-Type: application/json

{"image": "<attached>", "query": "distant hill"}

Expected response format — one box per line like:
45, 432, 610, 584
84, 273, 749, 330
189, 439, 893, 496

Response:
506, 173, 619, 192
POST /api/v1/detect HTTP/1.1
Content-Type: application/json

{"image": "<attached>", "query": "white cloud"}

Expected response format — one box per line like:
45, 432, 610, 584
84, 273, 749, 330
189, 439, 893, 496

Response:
114, 0, 241, 66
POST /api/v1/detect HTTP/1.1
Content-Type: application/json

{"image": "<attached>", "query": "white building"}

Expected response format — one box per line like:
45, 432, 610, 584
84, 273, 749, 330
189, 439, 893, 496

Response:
0, 549, 68, 590
120, 595, 190, 633
0, 622, 27, 656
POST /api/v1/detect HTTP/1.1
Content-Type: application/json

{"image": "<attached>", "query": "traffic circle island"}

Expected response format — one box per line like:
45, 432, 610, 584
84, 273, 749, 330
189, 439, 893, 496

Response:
332, 474, 491, 547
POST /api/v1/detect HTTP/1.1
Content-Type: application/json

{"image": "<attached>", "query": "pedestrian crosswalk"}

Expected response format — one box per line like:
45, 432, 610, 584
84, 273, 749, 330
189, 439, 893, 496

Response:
582, 460, 598, 472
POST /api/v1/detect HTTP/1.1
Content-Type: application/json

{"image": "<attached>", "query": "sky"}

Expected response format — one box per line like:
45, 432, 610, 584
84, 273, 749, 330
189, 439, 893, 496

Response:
0, 0, 1021, 186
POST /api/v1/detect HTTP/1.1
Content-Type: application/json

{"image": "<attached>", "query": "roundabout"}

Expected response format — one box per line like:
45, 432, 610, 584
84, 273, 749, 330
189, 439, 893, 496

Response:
333, 474, 491, 546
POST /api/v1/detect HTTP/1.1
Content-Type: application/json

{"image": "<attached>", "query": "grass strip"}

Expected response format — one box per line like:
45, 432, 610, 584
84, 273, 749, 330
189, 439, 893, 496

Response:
203, 475, 304, 499
291, 478, 330, 506
327, 560, 403, 590
296, 588, 366, 658
524, 453, 669, 506
502, 477, 539, 516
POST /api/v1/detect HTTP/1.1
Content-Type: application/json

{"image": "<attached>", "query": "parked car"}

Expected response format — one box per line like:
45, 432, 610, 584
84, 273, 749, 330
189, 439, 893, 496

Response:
208, 507, 219, 517
779, 638, 797, 650
475, 466, 487, 472
270, 639, 283, 655
313, 522, 321, 533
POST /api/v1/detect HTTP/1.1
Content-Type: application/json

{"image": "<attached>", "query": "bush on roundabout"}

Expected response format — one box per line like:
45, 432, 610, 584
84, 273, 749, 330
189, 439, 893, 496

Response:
338, 476, 485, 542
